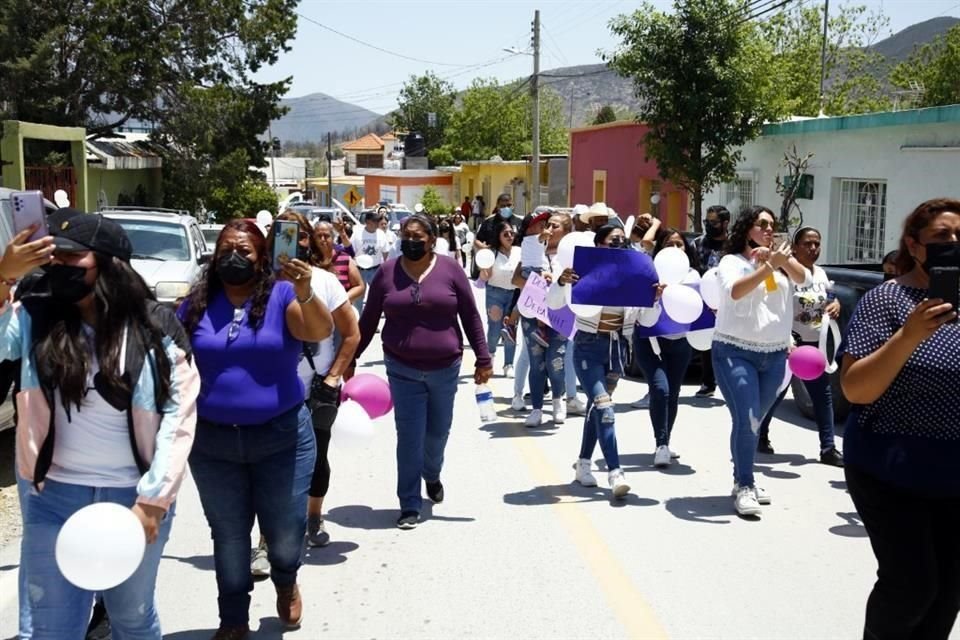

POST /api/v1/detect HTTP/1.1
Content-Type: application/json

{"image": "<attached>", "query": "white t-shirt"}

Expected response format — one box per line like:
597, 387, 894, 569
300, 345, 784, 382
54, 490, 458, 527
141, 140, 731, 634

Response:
713, 253, 797, 352
792, 264, 831, 343
454, 222, 470, 247
298, 267, 351, 394
488, 246, 521, 290
353, 227, 390, 266
47, 327, 141, 487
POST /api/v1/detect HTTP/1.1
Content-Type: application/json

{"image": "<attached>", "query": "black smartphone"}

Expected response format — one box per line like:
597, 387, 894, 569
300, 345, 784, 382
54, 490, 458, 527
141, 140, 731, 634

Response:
928, 266, 960, 323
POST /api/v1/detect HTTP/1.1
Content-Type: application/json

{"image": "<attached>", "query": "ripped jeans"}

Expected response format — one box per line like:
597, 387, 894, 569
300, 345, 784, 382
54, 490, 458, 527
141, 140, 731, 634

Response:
575, 331, 627, 472
712, 340, 787, 489
521, 317, 567, 410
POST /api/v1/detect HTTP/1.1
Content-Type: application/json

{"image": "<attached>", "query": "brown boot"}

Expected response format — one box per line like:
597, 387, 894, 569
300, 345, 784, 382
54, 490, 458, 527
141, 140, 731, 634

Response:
276, 583, 303, 628
211, 625, 249, 640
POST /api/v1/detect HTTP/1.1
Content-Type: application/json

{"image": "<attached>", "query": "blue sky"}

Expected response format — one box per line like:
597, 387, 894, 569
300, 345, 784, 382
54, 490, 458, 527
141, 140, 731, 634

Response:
254, 0, 960, 115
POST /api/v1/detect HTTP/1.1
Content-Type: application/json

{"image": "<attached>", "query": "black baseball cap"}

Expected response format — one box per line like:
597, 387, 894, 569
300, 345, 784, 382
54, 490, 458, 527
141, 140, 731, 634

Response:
49, 208, 133, 262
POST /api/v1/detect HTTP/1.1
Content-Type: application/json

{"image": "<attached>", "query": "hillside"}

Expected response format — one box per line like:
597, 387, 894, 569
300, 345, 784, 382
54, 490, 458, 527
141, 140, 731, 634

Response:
269, 93, 382, 142
871, 16, 959, 62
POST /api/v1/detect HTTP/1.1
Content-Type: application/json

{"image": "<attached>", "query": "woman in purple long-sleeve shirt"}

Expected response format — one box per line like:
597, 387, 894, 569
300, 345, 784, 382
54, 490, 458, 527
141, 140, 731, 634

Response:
356, 213, 492, 529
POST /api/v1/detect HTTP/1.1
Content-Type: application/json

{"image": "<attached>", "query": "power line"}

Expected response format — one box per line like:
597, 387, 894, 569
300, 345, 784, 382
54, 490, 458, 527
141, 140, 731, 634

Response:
737, 0, 800, 24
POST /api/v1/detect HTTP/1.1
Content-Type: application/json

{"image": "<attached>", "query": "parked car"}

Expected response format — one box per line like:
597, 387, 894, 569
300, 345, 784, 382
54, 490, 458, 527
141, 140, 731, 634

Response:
100, 207, 210, 306
199, 223, 224, 252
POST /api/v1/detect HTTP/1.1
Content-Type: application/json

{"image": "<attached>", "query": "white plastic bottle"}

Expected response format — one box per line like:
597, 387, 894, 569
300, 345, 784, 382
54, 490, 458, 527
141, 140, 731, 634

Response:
475, 384, 496, 423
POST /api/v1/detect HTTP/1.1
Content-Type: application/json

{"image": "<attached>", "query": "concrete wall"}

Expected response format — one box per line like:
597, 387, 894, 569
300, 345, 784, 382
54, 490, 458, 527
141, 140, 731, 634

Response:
703, 111, 960, 264
458, 164, 531, 216
86, 167, 163, 212
364, 174, 453, 208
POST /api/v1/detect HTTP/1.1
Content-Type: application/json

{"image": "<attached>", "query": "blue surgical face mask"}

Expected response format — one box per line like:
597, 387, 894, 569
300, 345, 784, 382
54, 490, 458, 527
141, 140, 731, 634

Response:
499, 207, 513, 219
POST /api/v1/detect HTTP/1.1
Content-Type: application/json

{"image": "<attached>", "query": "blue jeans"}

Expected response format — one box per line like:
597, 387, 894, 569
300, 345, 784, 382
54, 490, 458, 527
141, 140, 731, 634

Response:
385, 354, 461, 513
513, 332, 530, 397
633, 336, 693, 447
575, 331, 627, 471
16, 468, 32, 638
189, 404, 316, 627
22, 479, 174, 640
355, 266, 379, 314
521, 317, 567, 410
758, 342, 836, 450
484, 284, 517, 368
712, 341, 788, 488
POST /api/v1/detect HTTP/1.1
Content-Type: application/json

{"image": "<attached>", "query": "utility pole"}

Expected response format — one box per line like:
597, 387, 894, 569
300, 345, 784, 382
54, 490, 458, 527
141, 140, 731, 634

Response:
268, 123, 277, 189
818, 0, 830, 116
531, 9, 541, 209
326, 132, 333, 207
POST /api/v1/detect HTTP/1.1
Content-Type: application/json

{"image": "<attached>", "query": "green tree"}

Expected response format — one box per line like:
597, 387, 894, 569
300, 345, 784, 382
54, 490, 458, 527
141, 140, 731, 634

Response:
419, 185, 449, 217
606, 0, 781, 233
758, 4, 891, 116
593, 105, 618, 124
890, 24, 960, 108
438, 78, 568, 162
390, 72, 457, 159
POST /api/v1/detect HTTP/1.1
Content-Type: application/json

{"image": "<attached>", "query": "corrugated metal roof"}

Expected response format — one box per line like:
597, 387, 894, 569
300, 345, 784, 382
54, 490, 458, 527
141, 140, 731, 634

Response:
86, 133, 164, 170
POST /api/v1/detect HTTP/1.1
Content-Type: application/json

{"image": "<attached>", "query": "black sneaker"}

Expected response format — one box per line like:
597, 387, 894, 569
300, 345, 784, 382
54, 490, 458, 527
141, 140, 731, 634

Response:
306, 516, 330, 547
426, 480, 444, 503
396, 511, 419, 529
695, 384, 716, 397
757, 438, 775, 455
819, 447, 844, 467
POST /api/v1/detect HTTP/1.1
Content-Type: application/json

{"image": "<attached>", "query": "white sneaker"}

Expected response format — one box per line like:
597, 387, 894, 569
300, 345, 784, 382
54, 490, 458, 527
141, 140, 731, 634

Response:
733, 483, 772, 505
250, 539, 270, 577
734, 485, 762, 516
654, 445, 671, 468
503, 365, 514, 379
631, 394, 650, 409
669, 447, 680, 459
566, 396, 587, 416
511, 395, 526, 411
552, 398, 567, 424
573, 459, 597, 487
608, 469, 630, 498
524, 409, 543, 428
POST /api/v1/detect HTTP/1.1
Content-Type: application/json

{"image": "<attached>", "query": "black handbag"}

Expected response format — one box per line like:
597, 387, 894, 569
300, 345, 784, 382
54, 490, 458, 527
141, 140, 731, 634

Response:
302, 343, 340, 412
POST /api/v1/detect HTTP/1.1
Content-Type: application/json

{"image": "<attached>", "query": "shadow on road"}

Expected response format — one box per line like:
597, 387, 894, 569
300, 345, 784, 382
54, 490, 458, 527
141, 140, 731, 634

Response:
608, 453, 696, 476
754, 452, 816, 480
503, 483, 659, 508
479, 418, 559, 439
829, 511, 868, 538
304, 540, 359, 566
163, 616, 300, 639
676, 396, 726, 409
664, 495, 735, 524
325, 504, 475, 531
162, 553, 215, 572
829, 479, 848, 491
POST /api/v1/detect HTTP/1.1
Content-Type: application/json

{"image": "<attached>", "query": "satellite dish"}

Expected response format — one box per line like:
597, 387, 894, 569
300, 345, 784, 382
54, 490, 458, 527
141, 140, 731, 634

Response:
54, 190, 70, 208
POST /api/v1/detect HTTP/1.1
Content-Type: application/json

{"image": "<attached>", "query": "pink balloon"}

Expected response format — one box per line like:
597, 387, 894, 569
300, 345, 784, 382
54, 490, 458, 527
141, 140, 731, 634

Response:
341, 374, 393, 419
788, 346, 827, 381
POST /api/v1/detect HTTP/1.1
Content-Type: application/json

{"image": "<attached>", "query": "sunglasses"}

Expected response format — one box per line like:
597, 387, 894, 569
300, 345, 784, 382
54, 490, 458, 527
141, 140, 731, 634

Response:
227, 307, 245, 343
755, 219, 778, 231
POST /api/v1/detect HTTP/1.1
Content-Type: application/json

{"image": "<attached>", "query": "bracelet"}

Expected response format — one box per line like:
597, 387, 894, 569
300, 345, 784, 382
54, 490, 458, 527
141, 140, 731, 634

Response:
297, 290, 315, 305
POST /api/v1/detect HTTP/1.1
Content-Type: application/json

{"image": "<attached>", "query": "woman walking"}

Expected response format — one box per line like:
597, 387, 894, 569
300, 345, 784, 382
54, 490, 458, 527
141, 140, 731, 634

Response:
840, 198, 960, 640
356, 213, 492, 529
756, 226, 844, 465
3, 208, 198, 639
179, 219, 332, 638
314, 220, 365, 307
712, 206, 809, 517
478, 219, 520, 377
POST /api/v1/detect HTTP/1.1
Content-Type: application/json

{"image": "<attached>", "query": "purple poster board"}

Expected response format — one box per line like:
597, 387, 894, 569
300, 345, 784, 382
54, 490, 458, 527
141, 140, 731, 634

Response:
571, 247, 659, 307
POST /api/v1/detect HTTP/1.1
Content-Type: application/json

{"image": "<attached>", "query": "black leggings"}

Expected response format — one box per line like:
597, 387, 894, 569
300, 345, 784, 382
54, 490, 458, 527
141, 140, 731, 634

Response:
308, 380, 339, 498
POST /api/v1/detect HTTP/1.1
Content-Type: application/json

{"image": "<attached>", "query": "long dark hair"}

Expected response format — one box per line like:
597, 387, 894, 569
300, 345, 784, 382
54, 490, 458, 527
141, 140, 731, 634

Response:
654, 227, 702, 271
437, 217, 457, 253
724, 206, 775, 255
182, 219, 275, 335
34, 255, 172, 413
896, 198, 960, 275
492, 220, 514, 253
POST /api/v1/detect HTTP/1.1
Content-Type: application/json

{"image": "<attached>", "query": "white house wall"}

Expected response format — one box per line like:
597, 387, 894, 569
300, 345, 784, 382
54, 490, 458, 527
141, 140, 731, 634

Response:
704, 119, 960, 264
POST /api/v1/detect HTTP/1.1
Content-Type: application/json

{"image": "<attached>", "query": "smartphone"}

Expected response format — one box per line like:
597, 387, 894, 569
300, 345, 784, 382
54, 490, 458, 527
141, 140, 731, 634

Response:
272, 220, 300, 272
11, 191, 48, 242
928, 266, 960, 323
772, 232, 789, 247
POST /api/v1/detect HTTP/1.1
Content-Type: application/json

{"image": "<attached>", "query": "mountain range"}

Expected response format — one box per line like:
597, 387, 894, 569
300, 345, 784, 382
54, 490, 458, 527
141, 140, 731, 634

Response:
272, 16, 959, 142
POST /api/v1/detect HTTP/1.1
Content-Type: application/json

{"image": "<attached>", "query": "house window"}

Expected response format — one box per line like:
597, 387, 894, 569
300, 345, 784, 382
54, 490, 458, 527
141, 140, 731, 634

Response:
722, 173, 756, 212
355, 153, 383, 169
837, 179, 887, 263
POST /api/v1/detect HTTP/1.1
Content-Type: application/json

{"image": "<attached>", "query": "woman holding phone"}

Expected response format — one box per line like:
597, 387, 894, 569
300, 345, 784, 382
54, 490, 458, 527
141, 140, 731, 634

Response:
178, 219, 332, 636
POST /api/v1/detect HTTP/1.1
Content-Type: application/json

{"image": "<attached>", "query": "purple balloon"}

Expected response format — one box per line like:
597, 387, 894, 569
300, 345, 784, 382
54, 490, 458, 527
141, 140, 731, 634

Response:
342, 374, 393, 419
788, 346, 827, 381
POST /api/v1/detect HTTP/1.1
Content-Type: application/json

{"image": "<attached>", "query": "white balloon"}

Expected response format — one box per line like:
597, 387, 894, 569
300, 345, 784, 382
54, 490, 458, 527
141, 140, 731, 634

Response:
565, 283, 601, 318
622, 215, 636, 240
700, 268, 722, 310
435, 237, 450, 256
56, 503, 146, 591
638, 304, 662, 327
465, 231, 475, 245
256, 210, 272, 227
685, 328, 715, 351
414, 203, 424, 213
681, 268, 701, 285
556, 231, 594, 270
661, 284, 704, 324
474, 248, 495, 269
819, 317, 842, 374
355, 254, 374, 269
654, 247, 690, 285
332, 399, 375, 450
53, 189, 70, 208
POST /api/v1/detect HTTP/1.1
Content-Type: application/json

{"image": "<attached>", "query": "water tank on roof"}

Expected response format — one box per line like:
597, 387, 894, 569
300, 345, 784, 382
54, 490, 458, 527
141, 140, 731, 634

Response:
405, 132, 426, 157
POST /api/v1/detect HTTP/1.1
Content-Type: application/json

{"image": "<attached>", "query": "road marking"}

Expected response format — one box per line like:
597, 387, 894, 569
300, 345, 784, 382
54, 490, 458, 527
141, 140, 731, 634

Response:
509, 432, 669, 640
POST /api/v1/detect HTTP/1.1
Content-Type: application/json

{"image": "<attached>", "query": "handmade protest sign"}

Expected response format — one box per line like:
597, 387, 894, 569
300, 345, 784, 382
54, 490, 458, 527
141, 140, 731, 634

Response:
516, 272, 577, 339
571, 247, 659, 307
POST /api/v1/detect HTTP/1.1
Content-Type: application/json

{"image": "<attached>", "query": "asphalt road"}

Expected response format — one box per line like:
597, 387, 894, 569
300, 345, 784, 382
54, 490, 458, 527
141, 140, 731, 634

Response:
1, 304, 957, 639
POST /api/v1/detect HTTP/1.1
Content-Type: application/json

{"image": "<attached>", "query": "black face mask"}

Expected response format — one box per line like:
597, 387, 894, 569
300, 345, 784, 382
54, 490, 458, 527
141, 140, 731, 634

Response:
705, 221, 724, 237
217, 251, 256, 286
400, 239, 428, 261
49, 264, 94, 303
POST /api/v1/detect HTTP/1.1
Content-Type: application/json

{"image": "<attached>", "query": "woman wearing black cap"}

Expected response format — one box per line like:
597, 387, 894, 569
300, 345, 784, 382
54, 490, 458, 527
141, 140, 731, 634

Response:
0, 209, 199, 639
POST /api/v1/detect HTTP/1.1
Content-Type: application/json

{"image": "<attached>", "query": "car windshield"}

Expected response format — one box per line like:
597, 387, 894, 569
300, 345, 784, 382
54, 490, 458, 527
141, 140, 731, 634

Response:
111, 219, 190, 261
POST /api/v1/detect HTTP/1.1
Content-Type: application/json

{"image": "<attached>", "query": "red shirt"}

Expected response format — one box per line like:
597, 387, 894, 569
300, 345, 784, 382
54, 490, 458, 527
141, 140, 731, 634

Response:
461, 201, 472, 217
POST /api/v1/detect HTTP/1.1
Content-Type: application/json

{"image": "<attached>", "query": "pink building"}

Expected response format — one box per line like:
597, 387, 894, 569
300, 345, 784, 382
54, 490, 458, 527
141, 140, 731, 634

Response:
569, 122, 689, 230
